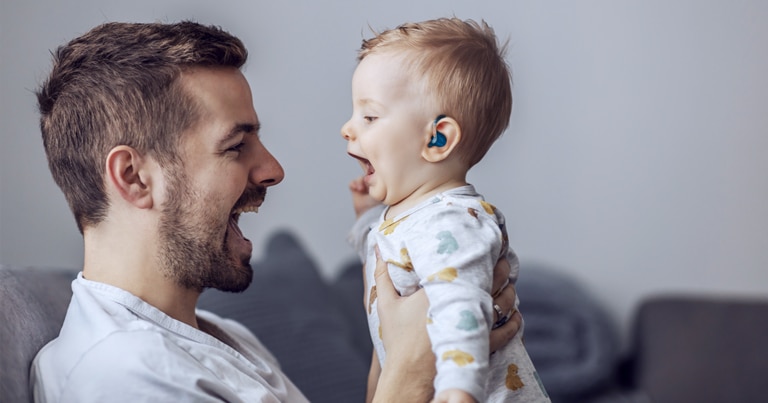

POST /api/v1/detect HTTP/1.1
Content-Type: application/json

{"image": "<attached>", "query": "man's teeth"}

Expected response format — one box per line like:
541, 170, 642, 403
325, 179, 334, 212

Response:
233, 206, 260, 216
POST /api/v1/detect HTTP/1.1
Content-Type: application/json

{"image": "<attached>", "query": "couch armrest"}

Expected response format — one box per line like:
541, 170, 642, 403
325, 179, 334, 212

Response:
0, 265, 78, 402
627, 295, 768, 403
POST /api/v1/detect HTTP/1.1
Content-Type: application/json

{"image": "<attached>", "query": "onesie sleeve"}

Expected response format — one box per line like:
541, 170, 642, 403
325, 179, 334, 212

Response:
406, 203, 504, 402
347, 204, 385, 261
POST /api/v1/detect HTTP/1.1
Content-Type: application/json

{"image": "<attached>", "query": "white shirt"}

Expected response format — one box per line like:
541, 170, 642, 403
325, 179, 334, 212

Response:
31, 273, 308, 402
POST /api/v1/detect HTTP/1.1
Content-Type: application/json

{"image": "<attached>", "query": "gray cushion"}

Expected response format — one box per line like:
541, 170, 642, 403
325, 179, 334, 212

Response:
327, 258, 373, 360
198, 230, 370, 403
515, 263, 621, 401
0, 265, 77, 402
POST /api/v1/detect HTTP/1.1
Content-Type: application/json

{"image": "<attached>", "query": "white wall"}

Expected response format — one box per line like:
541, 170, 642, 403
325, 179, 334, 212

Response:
2, 0, 767, 348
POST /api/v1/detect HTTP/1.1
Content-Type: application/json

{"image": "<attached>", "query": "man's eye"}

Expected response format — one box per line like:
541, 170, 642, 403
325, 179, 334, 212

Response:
227, 142, 246, 152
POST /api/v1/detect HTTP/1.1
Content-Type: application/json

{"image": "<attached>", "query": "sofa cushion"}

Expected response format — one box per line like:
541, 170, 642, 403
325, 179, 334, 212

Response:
198, 230, 370, 403
327, 258, 373, 360
515, 263, 621, 401
0, 265, 78, 402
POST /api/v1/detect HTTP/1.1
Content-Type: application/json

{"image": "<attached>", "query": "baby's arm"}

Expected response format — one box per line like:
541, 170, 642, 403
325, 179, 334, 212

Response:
346, 177, 385, 262
372, 249, 522, 403
413, 207, 503, 401
348, 176, 382, 218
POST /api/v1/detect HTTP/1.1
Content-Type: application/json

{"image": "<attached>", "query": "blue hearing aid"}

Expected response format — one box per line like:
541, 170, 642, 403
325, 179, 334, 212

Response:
428, 114, 447, 148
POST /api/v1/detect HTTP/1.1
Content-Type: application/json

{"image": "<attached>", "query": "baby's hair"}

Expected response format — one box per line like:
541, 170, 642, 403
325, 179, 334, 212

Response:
359, 17, 512, 166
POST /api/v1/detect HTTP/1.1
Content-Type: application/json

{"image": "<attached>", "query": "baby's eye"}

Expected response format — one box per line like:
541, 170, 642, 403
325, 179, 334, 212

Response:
363, 116, 378, 123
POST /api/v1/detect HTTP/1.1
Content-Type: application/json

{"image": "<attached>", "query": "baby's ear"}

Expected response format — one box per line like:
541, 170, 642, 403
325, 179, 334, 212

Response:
422, 116, 461, 163
105, 145, 155, 209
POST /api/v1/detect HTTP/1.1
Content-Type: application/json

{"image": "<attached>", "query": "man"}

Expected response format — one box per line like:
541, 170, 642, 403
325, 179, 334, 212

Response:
31, 21, 520, 402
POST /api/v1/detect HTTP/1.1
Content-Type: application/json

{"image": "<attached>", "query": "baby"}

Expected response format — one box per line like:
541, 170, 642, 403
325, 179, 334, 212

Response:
342, 17, 550, 403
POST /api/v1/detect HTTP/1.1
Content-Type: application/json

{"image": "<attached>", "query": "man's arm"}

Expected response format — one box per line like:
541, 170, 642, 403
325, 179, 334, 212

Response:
366, 350, 382, 403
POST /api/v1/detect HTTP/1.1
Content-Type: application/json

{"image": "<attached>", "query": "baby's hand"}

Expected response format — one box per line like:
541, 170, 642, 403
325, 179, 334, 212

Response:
431, 388, 476, 403
348, 176, 381, 218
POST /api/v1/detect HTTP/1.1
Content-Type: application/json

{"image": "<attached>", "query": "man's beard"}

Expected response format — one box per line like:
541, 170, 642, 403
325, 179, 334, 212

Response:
157, 167, 254, 293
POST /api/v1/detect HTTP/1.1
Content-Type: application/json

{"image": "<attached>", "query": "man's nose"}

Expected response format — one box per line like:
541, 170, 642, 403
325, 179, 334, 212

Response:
251, 146, 284, 187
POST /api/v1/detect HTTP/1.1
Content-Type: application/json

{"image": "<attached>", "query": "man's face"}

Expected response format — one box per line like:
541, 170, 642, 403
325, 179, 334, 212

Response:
158, 67, 284, 292
340, 52, 437, 208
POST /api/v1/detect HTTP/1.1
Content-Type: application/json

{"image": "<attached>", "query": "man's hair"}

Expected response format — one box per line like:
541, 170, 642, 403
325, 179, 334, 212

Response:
359, 17, 512, 167
37, 21, 247, 233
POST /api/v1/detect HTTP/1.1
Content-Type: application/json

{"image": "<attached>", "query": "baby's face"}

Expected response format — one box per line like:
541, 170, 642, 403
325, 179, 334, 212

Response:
341, 52, 438, 210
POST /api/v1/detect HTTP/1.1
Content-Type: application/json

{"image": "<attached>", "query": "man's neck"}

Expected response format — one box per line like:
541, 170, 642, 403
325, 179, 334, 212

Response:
82, 226, 202, 328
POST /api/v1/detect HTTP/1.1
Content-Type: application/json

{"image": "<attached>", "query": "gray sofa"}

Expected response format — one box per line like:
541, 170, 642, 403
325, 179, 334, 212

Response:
3, 230, 767, 402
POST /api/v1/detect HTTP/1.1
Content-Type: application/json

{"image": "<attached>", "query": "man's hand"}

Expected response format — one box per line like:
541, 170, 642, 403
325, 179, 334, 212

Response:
432, 388, 477, 403
372, 245, 435, 403
488, 258, 521, 352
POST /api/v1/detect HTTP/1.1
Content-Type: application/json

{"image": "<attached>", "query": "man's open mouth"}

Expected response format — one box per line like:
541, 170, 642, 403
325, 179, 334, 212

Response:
231, 204, 259, 221
229, 203, 261, 237
228, 185, 265, 241
230, 186, 267, 228
226, 202, 262, 261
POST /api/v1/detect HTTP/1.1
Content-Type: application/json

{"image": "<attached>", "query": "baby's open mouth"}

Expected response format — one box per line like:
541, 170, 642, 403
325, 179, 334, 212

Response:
348, 153, 374, 175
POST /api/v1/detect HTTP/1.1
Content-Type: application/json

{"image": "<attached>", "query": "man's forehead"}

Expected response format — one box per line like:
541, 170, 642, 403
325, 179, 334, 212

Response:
174, 67, 261, 144
178, 66, 249, 97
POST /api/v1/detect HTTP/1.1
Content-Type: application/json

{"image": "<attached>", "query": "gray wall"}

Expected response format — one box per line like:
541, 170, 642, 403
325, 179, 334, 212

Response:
2, 0, 767, 348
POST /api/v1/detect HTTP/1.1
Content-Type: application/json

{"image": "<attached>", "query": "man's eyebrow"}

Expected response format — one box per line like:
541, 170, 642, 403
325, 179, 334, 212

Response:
218, 122, 260, 146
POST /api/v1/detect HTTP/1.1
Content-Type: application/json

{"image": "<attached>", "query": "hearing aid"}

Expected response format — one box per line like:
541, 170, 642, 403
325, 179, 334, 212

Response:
428, 114, 447, 148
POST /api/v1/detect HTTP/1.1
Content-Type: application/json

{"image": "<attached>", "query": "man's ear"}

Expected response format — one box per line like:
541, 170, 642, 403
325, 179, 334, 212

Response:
422, 116, 461, 163
105, 145, 154, 209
